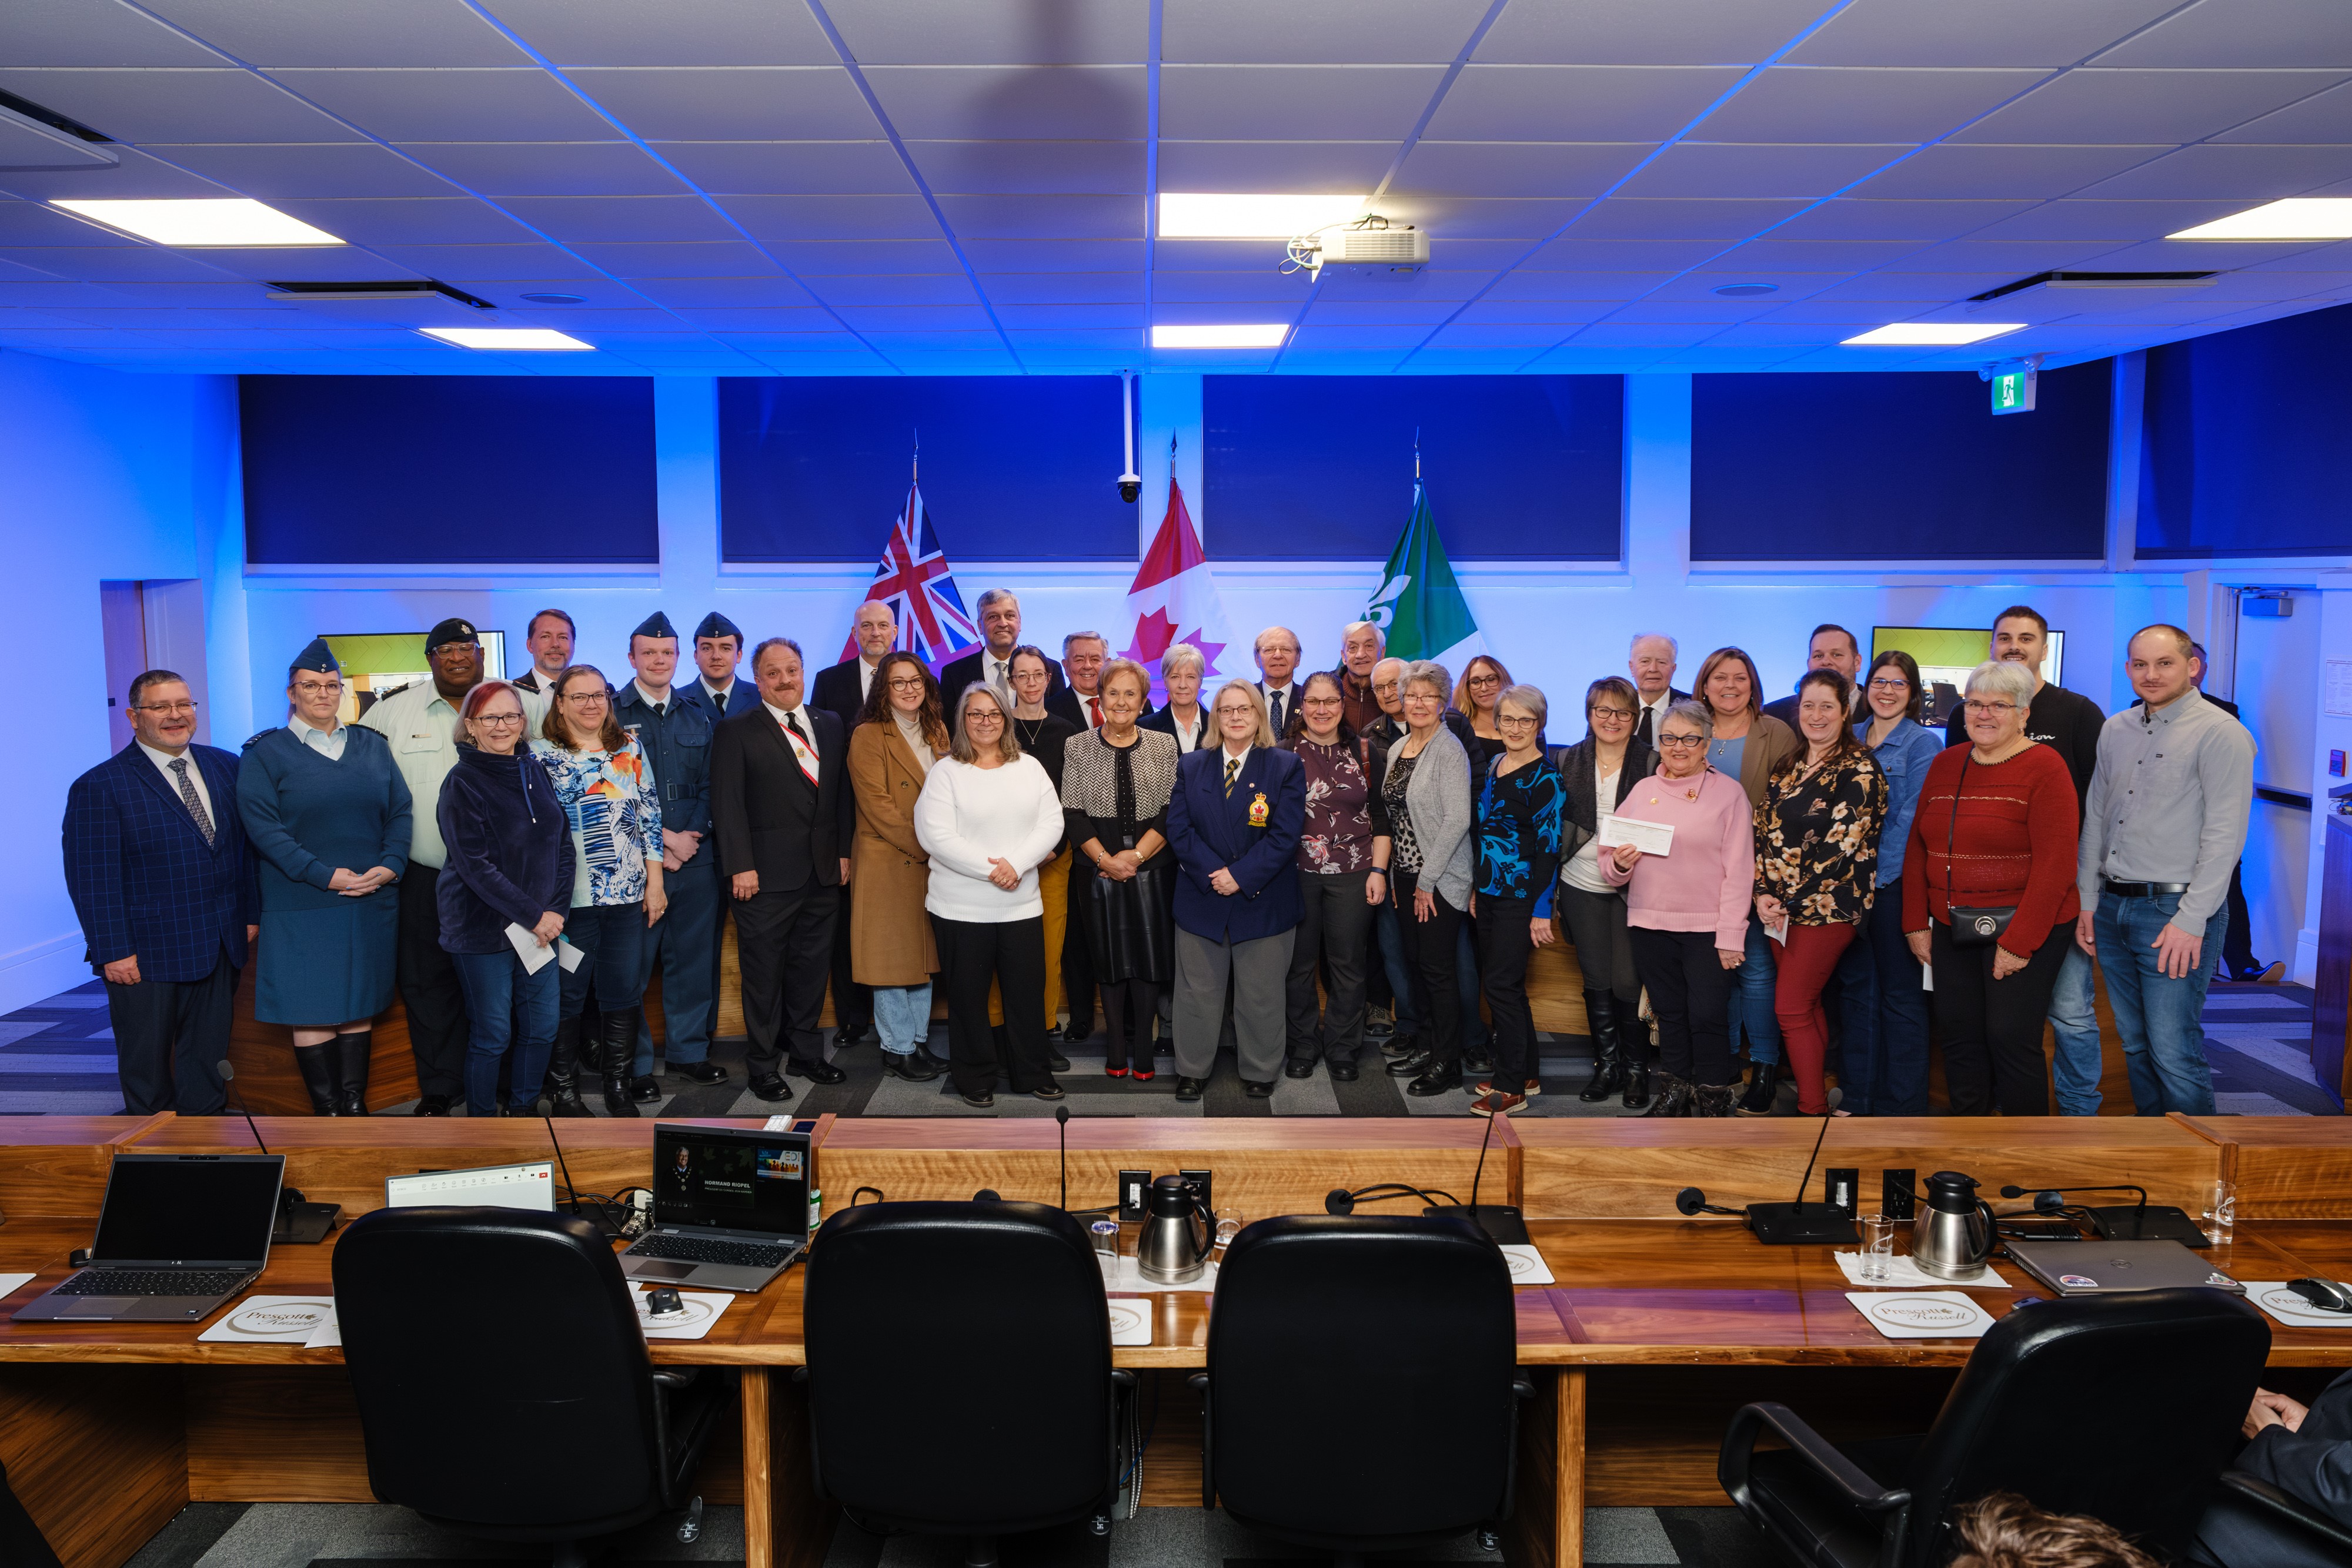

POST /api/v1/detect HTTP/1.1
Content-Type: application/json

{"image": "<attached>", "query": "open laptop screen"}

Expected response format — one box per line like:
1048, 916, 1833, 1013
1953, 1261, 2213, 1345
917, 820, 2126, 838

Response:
93, 1155, 283, 1263
652, 1126, 809, 1240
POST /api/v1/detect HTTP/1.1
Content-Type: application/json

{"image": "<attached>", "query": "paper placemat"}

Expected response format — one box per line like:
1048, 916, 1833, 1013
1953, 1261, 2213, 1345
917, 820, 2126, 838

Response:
1100, 1255, 1218, 1293
198, 1296, 339, 1346
633, 1288, 733, 1341
0, 1272, 36, 1302
1107, 1299, 1152, 1346
1846, 1290, 1996, 1340
2243, 1282, 2352, 1329
1500, 1245, 1555, 1285
1835, 1252, 2009, 1289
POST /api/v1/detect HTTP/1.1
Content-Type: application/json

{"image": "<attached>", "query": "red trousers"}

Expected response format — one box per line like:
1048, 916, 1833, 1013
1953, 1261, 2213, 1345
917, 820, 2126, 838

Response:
1775, 921, 1857, 1115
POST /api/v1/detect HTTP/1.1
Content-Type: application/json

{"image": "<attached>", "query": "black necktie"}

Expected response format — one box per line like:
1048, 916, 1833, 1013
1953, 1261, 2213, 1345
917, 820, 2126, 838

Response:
1638, 703, 1656, 749
784, 713, 811, 750
1268, 689, 1285, 734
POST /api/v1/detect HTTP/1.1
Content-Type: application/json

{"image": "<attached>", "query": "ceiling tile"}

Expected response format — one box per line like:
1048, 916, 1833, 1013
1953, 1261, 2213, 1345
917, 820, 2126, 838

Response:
495, 194, 742, 242
1563, 196, 1810, 240
1162, 65, 1446, 141
566, 239, 786, 275
371, 242, 602, 278
834, 304, 997, 330
1315, 267, 1487, 300
1368, 195, 1581, 238
1799, 271, 2008, 300
721, 192, 941, 242
0, 68, 364, 142
1449, 298, 1615, 325
1849, 142, 2170, 199
2096, 0, 2352, 69
1961, 198, 2247, 242
1, 0, 226, 67
2218, 81, 2352, 145
1768, 197, 2040, 241
653, 141, 914, 195
566, 68, 877, 140
907, 141, 1144, 195
1424, 322, 1575, 347
965, 238, 1140, 269
826, 0, 1147, 65
267, 68, 618, 141
146, 141, 463, 198
1956, 69, 2352, 145
796, 272, 977, 306
1605, 296, 1786, 323
995, 302, 1144, 327
1150, 270, 1313, 303
143, 0, 531, 68
1390, 141, 1653, 198
1305, 296, 1469, 323
864, 66, 1145, 140
491, 0, 835, 66
2071, 143, 2352, 199
1704, 237, 1927, 270
270, 196, 540, 245
400, 141, 688, 196
767, 238, 964, 272
973, 272, 1142, 303
0, 147, 235, 202
1424, 66, 1745, 142
934, 193, 1141, 239
1518, 236, 1732, 270
1698, 66, 2048, 143
1474, 0, 1830, 66
1616, 142, 1913, 198
0, 244, 270, 281
1156, 141, 1394, 188
1164, 0, 1489, 63
621, 276, 820, 307
1876, 238, 2117, 272
1483, 269, 1671, 299
1787, 0, 2179, 68
0, 201, 136, 245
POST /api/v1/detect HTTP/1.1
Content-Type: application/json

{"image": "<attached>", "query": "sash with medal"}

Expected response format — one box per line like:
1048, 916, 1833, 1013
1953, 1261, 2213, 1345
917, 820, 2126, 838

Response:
777, 715, 821, 789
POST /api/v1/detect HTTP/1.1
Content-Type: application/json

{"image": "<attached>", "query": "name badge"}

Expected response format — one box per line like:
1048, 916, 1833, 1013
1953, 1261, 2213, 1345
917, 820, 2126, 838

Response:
1248, 790, 1269, 827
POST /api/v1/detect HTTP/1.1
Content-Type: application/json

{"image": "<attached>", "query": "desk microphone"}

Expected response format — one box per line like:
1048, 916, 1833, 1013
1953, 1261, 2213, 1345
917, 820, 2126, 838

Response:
542, 1112, 586, 1221
221, 1062, 338, 1245
1425, 1106, 1529, 1245
1057, 1104, 1069, 1212
1326, 1182, 1457, 1215
1997, 1182, 2206, 1246
216, 1061, 269, 1154
1676, 1188, 1743, 1218
1744, 1113, 1859, 1246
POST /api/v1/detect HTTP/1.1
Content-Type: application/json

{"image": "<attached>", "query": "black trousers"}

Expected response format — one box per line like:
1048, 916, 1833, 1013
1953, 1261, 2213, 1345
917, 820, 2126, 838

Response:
1929, 917, 2069, 1116
396, 864, 470, 1097
933, 913, 1052, 1097
1392, 869, 1465, 1066
105, 948, 236, 1114
828, 882, 871, 1034
1063, 862, 1097, 1033
1286, 869, 1373, 1065
2223, 861, 2257, 975
735, 880, 838, 1078
1477, 897, 1541, 1088
1628, 927, 1738, 1086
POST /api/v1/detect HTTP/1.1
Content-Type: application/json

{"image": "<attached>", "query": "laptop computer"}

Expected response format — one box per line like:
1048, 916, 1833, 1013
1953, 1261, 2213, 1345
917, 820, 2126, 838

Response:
16, 1153, 285, 1322
386, 1160, 556, 1212
2007, 1239, 2246, 1298
620, 1124, 812, 1293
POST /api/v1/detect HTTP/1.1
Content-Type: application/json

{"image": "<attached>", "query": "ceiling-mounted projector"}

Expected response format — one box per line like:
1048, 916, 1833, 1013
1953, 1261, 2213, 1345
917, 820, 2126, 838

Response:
1286, 220, 1428, 280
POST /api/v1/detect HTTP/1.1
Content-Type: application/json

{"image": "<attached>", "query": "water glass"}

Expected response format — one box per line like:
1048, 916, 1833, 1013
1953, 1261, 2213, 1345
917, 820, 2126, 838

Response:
1214, 1207, 1245, 1254
1859, 1212, 1897, 1282
2204, 1180, 2236, 1246
1090, 1219, 1121, 1267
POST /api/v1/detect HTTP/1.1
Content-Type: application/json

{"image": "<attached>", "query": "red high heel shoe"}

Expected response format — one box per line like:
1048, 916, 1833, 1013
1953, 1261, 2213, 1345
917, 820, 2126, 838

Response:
1130, 1066, 1155, 1082
1105, 1065, 1128, 1078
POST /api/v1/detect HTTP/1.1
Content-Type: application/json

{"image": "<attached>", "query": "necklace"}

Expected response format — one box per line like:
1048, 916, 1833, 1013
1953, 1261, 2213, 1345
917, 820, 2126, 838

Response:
1014, 714, 1048, 750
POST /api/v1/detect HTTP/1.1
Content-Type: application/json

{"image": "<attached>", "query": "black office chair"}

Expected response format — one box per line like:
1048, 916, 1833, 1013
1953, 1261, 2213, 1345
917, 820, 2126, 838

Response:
0, 1456, 63, 1568
801, 1201, 1130, 1566
333, 1207, 730, 1566
1192, 1214, 1532, 1562
2205, 1472, 2352, 1566
1720, 1287, 2271, 1568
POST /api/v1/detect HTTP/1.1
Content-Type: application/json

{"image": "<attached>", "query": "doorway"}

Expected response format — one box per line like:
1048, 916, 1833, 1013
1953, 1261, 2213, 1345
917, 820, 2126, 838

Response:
98, 579, 209, 754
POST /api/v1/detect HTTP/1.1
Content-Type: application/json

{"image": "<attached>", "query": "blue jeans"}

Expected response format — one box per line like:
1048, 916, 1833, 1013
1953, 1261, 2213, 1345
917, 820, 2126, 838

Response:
2046, 944, 2103, 1116
452, 948, 559, 1116
1859, 888, 1930, 1115
1735, 914, 1783, 1068
557, 902, 649, 1018
874, 982, 933, 1055
2093, 889, 2226, 1116
1832, 908, 1880, 1112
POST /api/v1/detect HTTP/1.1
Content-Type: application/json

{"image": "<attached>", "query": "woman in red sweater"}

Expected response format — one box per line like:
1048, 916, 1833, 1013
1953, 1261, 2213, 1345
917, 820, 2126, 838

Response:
1902, 660, 2082, 1115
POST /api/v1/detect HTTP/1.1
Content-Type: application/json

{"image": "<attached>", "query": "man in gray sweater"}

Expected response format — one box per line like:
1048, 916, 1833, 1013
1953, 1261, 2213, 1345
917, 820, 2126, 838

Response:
2076, 623, 2255, 1116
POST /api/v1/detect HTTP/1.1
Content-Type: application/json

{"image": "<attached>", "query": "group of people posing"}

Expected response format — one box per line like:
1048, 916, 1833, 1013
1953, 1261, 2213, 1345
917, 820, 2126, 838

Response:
62, 597, 2256, 1124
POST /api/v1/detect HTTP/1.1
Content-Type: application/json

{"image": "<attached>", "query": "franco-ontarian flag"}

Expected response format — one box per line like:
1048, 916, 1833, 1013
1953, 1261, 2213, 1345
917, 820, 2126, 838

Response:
1364, 479, 1484, 673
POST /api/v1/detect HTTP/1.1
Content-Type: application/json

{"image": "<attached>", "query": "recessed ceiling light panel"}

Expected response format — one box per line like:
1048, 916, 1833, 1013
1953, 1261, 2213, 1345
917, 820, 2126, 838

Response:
1159, 193, 1367, 239
419, 326, 592, 351
1843, 322, 2024, 346
52, 198, 343, 247
1152, 323, 1289, 349
2168, 199, 2352, 242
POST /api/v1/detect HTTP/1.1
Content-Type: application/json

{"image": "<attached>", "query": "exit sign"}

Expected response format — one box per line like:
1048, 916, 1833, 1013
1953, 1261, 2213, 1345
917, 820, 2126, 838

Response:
1991, 366, 2037, 414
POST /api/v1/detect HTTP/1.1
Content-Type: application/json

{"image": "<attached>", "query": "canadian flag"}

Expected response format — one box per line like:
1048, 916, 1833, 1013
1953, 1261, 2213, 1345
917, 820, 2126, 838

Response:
1121, 475, 1237, 695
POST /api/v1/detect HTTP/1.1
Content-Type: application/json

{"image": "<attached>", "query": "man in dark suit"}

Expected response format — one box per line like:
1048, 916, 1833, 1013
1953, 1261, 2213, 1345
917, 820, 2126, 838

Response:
2194, 1372, 2352, 1567
692, 611, 762, 718
1627, 631, 1692, 750
808, 599, 899, 1045
62, 669, 257, 1115
1165, 682, 1307, 1101
1760, 623, 1863, 729
1054, 631, 1105, 731
939, 588, 1067, 719
711, 637, 855, 1103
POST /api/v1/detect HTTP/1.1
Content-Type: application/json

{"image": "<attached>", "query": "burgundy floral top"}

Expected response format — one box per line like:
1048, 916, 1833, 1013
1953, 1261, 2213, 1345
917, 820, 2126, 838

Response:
1291, 737, 1379, 874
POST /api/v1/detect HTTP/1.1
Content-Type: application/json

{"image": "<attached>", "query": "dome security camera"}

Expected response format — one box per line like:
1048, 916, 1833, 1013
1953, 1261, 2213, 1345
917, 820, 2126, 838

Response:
1117, 472, 1141, 504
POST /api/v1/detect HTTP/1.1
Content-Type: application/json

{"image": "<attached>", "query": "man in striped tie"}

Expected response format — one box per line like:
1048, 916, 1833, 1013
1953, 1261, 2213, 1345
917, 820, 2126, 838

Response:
62, 670, 258, 1115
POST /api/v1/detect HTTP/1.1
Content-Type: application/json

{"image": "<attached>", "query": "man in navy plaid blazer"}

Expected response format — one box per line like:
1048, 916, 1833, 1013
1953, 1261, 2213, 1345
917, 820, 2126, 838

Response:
62, 670, 257, 1115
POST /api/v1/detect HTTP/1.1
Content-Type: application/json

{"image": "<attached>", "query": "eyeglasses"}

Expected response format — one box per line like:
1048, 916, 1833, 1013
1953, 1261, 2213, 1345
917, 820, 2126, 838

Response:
1589, 706, 1633, 721
1962, 700, 2017, 716
1302, 696, 1343, 708
1867, 677, 1911, 691
562, 692, 608, 706
292, 680, 342, 697
1656, 733, 1706, 748
886, 676, 926, 691
132, 700, 199, 716
1467, 673, 1502, 687
1497, 714, 1538, 727
1214, 704, 1257, 718
473, 713, 525, 727
965, 711, 1004, 726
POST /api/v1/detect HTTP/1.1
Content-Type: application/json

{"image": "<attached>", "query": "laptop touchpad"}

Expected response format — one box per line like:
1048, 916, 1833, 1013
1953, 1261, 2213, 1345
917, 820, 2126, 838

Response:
630, 1261, 694, 1280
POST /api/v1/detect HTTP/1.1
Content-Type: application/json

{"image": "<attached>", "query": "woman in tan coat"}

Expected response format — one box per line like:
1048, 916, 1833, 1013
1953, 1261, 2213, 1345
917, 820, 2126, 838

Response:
849, 650, 951, 1082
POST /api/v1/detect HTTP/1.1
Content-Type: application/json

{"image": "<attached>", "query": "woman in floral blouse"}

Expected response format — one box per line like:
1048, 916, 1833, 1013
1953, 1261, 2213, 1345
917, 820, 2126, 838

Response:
1280, 670, 1388, 1081
1469, 685, 1565, 1117
1752, 668, 1886, 1116
533, 664, 666, 1116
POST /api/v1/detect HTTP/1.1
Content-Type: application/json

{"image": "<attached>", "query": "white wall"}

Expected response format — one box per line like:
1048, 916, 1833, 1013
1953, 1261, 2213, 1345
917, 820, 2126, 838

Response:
5, 349, 245, 1012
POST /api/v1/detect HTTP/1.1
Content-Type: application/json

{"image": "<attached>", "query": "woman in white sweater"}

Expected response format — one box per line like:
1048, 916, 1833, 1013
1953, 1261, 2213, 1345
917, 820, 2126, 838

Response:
914, 683, 1068, 1108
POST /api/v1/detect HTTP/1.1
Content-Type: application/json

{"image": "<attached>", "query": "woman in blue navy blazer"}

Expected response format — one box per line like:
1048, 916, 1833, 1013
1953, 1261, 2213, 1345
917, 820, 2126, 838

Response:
1165, 678, 1307, 1102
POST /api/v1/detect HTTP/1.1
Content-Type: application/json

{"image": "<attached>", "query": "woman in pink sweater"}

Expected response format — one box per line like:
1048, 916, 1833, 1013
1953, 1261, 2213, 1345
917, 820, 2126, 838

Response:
1602, 699, 1756, 1117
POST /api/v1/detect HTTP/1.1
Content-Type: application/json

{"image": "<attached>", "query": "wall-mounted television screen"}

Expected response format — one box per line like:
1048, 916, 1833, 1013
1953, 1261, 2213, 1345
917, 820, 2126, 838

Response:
1871, 627, 2063, 729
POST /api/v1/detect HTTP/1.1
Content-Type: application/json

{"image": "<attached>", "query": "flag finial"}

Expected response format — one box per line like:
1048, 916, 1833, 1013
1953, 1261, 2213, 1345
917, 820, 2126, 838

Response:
1414, 426, 1421, 481
912, 427, 919, 483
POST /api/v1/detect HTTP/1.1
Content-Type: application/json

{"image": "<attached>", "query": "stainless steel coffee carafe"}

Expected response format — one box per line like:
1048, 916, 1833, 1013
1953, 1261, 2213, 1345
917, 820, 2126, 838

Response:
1136, 1174, 1212, 1284
1912, 1169, 1996, 1282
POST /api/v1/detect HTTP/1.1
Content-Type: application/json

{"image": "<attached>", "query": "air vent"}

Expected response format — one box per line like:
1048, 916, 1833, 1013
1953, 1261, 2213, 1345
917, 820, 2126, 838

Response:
1970, 270, 2217, 302
0, 98, 117, 171
264, 279, 495, 310
0, 88, 111, 144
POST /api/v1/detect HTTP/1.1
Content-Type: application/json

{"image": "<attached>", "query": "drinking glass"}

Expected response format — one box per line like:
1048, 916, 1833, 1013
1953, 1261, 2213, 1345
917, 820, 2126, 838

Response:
1214, 1207, 1245, 1255
1091, 1219, 1122, 1268
2204, 1180, 2236, 1246
1859, 1212, 1897, 1282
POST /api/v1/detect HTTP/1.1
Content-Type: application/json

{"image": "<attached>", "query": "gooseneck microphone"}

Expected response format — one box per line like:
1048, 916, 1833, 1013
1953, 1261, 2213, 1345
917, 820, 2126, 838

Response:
216, 1061, 269, 1155
1742, 1112, 1860, 1245
221, 1062, 338, 1244
1997, 1182, 2206, 1245
2000, 1182, 2147, 1213
1057, 1103, 1070, 1212
543, 1112, 586, 1219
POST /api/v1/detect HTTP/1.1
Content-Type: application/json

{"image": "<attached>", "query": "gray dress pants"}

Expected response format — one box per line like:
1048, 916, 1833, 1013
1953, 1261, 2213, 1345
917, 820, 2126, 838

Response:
1173, 926, 1294, 1082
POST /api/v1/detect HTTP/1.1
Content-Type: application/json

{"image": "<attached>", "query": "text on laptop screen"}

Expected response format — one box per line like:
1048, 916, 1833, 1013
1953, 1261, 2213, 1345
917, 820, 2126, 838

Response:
93, 1157, 282, 1262
653, 1128, 809, 1238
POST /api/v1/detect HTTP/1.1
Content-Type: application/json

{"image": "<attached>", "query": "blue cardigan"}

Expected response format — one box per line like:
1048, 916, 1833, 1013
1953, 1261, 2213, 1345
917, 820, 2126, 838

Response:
1166, 744, 1305, 944
435, 745, 573, 956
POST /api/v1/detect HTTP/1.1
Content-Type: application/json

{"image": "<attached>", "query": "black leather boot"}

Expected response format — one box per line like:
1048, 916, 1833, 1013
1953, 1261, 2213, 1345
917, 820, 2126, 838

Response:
1578, 990, 1625, 1102
293, 1045, 336, 1115
1619, 1013, 1653, 1110
1737, 1060, 1780, 1116
602, 1007, 642, 1116
329, 1030, 372, 1116
546, 1015, 592, 1117
1639, 1071, 1691, 1117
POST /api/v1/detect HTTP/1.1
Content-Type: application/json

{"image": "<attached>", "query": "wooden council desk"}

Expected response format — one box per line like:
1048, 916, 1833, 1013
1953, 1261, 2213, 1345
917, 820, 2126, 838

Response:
4, 1114, 2351, 1568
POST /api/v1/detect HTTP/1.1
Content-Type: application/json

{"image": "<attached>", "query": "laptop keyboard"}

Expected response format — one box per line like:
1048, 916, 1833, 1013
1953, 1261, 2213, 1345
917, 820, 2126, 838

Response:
56, 1269, 249, 1297
630, 1235, 791, 1270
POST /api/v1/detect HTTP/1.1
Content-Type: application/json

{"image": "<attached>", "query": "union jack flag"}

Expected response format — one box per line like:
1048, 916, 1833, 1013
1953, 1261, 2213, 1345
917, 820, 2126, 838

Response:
841, 483, 981, 670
